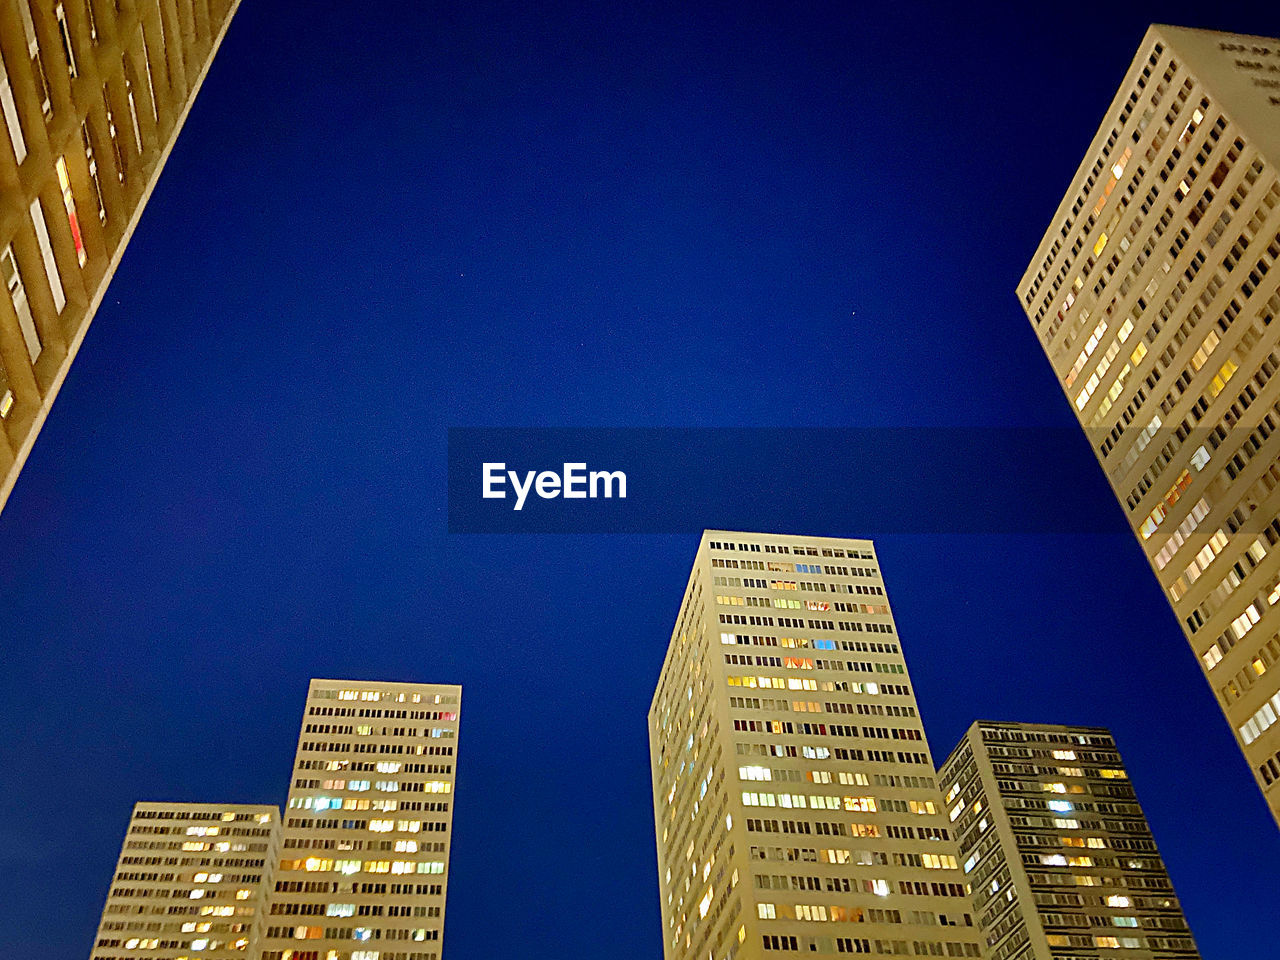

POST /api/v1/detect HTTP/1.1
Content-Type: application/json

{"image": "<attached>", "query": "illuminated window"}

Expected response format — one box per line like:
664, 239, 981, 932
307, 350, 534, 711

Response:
54, 157, 86, 266
795, 904, 828, 921
1230, 604, 1260, 641
1209, 359, 1238, 398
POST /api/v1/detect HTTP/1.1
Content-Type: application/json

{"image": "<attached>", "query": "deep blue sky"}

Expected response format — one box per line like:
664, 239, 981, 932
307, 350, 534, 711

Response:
2, 1, 1279, 957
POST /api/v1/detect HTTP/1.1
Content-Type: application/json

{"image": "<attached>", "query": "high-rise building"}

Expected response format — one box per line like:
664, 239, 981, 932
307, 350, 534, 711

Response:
89, 801, 280, 960
1016, 24, 1280, 824
648, 531, 984, 960
264, 679, 462, 960
0, 0, 240, 514
939, 722, 1199, 960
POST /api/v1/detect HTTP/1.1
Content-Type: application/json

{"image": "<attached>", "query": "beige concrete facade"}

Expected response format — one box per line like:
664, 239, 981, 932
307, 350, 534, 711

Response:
0, 0, 239, 514
263, 679, 461, 960
1016, 25, 1280, 826
90, 801, 281, 960
649, 531, 984, 960
939, 723, 1198, 960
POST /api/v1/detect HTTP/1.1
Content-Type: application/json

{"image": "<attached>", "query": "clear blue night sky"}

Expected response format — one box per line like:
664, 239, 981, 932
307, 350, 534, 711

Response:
2, 1, 1279, 957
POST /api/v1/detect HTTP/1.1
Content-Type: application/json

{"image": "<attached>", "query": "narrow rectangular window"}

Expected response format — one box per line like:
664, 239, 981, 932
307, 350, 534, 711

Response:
0, 362, 13, 418
55, 4, 77, 79
55, 156, 86, 266
18, 0, 52, 116
154, 1, 167, 56
139, 26, 158, 122
29, 198, 65, 313
125, 75, 143, 153
81, 122, 106, 222
102, 88, 125, 181
2, 246, 42, 363
0, 53, 26, 163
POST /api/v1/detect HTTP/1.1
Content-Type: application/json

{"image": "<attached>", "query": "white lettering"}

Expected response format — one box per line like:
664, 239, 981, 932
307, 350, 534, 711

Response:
535, 470, 561, 499
482, 463, 506, 498
483, 463, 626, 509
509, 470, 536, 511
562, 462, 587, 498
590, 469, 627, 499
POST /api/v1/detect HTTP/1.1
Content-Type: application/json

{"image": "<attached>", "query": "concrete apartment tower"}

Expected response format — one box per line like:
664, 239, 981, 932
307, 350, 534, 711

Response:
89, 801, 281, 960
262, 679, 461, 960
939, 722, 1199, 959
648, 531, 984, 960
1015, 25, 1280, 824
0, 0, 240, 513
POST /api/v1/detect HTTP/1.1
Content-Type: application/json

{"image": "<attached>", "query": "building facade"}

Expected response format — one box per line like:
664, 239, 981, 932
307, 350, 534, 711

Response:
1015, 25, 1280, 824
89, 801, 280, 960
648, 531, 984, 960
263, 678, 461, 960
939, 722, 1198, 960
0, 0, 240, 513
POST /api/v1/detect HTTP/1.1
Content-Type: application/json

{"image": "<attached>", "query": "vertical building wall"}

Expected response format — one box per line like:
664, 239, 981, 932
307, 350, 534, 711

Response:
89, 801, 280, 960
939, 722, 1198, 960
0, 0, 240, 514
264, 679, 461, 960
1015, 24, 1280, 825
649, 530, 984, 960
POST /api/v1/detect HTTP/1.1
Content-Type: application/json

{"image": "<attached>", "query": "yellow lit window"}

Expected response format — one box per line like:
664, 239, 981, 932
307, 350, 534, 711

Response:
54, 157, 86, 266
